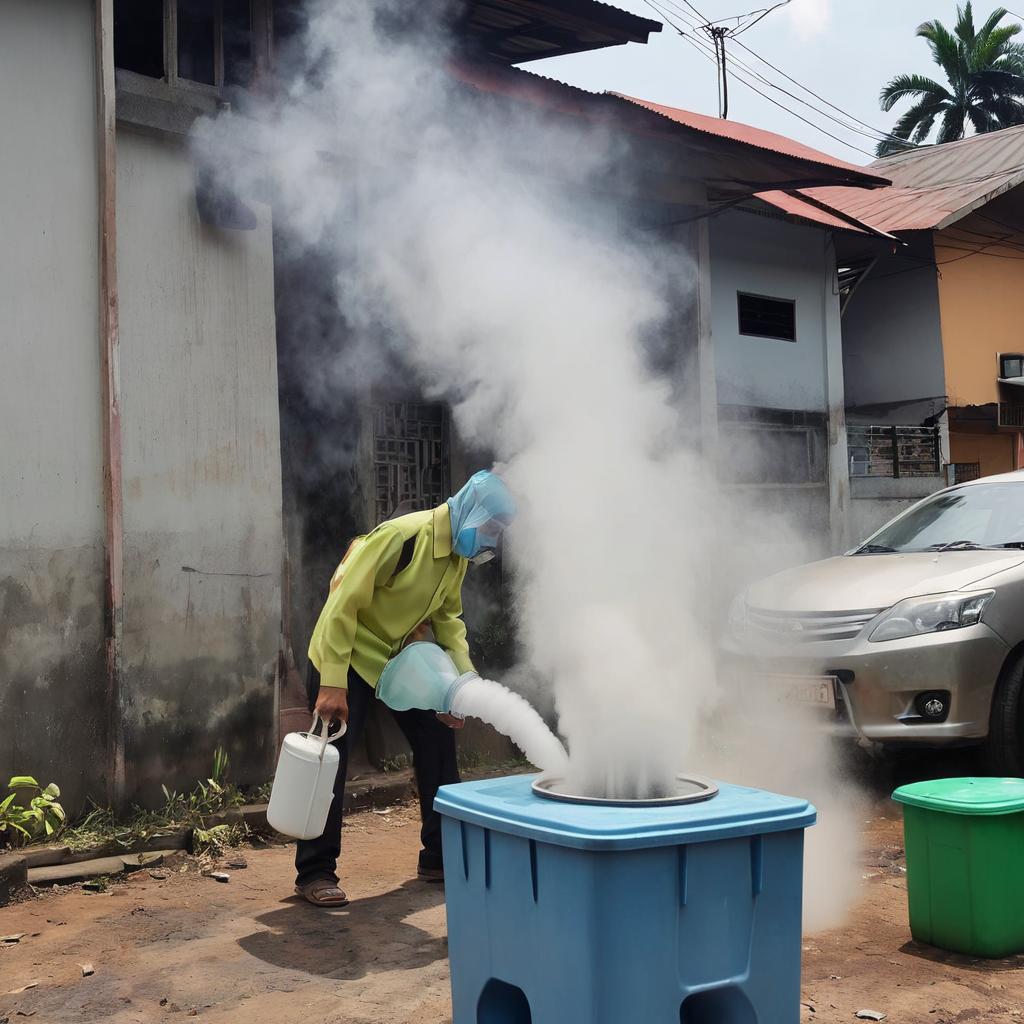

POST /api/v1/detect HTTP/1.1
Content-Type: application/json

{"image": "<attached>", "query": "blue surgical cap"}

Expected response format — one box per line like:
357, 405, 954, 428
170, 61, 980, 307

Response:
447, 471, 517, 559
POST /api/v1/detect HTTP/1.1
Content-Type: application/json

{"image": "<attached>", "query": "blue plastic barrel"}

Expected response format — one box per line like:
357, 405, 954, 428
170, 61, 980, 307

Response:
435, 774, 816, 1024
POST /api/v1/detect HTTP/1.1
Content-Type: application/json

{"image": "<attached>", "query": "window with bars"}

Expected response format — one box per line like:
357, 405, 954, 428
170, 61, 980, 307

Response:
113, 0, 272, 93
847, 425, 941, 478
372, 404, 451, 525
737, 292, 797, 342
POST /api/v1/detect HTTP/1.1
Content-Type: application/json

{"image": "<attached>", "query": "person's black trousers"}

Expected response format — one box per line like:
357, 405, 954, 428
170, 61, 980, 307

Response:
294, 662, 461, 887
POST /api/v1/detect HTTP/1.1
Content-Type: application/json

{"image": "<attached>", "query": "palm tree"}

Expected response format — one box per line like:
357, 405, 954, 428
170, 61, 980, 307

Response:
877, 3, 1024, 156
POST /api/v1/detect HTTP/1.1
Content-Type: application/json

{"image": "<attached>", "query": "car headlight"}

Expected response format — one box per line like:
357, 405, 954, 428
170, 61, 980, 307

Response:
868, 591, 994, 643
727, 593, 748, 634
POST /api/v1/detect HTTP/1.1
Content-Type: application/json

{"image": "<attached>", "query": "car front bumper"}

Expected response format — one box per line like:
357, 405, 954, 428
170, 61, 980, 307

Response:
720, 623, 1010, 744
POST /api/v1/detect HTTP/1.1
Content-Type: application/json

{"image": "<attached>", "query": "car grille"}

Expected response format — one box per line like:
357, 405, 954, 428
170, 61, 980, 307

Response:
746, 607, 884, 643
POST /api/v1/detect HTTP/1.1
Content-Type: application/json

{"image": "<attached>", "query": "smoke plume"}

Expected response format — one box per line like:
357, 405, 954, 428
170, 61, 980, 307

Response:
194, 0, 861, 929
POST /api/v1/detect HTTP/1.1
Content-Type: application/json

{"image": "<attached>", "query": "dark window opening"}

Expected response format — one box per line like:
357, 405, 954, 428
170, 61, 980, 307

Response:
223, 0, 254, 87
114, 0, 165, 79
178, 0, 216, 85
738, 292, 796, 342
1001, 354, 1024, 379
272, 0, 307, 62
719, 425, 824, 485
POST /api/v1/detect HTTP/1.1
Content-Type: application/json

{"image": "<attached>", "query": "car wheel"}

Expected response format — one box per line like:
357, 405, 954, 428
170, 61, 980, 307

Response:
985, 650, 1024, 776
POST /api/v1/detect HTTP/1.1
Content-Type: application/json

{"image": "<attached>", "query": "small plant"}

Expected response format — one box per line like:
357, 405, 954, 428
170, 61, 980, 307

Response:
457, 748, 485, 773
211, 746, 230, 786
193, 823, 246, 856
57, 748, 249, 855
252, 779, 274, 803
379, 754, 412, 774
0, 776, 66, 846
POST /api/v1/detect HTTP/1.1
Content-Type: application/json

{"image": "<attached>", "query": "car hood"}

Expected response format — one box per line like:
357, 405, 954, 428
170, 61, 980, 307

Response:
745, 550, 1024, 613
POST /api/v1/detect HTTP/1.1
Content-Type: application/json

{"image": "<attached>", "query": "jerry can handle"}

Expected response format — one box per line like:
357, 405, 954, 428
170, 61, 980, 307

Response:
310, 713, 347, 758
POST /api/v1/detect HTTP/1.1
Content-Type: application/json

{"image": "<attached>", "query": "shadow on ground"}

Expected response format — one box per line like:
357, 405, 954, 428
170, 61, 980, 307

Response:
899, 940, 1024, 974
237, 879, 448, 981
842, 742, 988, 807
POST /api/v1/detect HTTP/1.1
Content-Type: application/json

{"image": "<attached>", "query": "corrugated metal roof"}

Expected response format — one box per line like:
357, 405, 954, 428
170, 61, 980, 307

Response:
612, 94, 888, 184
465, 0, 661, 64
793, 123, 1024, 232
449, 66, 888, 228
753, 190, 887, 234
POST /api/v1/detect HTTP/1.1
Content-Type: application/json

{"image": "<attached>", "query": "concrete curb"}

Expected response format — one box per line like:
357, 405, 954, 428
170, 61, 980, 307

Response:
1, 769, 421, 899
344, 770, 415, 814
0, 853, 29, 906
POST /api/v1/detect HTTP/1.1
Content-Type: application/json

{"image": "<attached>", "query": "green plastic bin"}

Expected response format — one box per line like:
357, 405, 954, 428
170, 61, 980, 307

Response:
892, 777, 1024, 958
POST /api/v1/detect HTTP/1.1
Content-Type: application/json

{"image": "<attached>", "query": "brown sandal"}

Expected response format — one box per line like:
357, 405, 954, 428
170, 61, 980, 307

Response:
295, 879, 349, 907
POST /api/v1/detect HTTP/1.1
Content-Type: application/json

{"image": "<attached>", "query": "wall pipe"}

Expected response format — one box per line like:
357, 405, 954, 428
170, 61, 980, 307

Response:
95, 0, 126, 808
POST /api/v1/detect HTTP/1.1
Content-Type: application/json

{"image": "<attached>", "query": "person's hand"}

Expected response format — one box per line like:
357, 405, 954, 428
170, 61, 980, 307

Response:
436, 712, 465, 730
315, 685, 349, 727
403, 623, 431, 648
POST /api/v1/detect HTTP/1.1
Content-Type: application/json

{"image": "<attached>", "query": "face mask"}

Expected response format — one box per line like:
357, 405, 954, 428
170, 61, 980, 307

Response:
447, 471, 516, 559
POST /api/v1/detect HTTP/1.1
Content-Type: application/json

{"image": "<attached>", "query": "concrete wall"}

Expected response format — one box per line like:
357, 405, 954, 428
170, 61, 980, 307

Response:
842, 233, 946, 413
847, 476, 944, 547
710, 210, 846, 578
0, 1, 108, 810
711, 210, 832, 412
116, 129, 283, 803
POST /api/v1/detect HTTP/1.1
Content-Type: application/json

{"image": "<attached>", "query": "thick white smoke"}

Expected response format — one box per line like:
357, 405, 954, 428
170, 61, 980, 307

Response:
195, 1, 861, 926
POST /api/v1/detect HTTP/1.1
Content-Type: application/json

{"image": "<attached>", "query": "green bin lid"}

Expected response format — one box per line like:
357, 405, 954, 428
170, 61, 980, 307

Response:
893, 777, 1024, 815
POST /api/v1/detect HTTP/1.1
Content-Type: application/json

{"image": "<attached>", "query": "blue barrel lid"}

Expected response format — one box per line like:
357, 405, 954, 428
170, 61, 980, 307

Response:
434, 775, 816, 851
893, 777, 1024, 816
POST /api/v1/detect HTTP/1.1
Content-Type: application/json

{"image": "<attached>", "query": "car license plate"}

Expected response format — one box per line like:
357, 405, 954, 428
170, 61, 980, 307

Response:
768, 675, 838, 711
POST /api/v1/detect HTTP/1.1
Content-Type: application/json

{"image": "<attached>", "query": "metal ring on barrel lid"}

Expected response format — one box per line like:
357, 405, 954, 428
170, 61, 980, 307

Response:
531, 773, 719, 807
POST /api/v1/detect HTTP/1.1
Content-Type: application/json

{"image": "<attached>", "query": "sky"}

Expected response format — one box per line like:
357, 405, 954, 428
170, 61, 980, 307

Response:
533, 0, 1024, 165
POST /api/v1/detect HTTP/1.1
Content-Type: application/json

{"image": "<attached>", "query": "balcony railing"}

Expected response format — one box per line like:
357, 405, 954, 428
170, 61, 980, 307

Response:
848, 425, 941, 479
945, 462, 981, 486
999, 403, 1024, 428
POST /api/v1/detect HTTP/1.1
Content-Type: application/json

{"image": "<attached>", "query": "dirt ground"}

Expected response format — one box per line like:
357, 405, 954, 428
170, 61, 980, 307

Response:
2, 798, 1024, 1024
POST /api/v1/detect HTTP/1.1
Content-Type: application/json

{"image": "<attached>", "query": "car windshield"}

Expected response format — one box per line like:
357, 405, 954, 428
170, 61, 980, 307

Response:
858, 483, 1024, 554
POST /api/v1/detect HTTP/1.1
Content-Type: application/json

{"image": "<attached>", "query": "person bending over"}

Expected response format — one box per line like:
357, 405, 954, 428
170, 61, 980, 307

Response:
294, 470, 516, 907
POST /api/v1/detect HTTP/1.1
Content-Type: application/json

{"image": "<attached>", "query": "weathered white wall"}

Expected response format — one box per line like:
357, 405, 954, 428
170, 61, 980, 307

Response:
710, 210, 848, 593
711, 210, 832, 412
0, 0, 107, 810
117, 129, 283, 801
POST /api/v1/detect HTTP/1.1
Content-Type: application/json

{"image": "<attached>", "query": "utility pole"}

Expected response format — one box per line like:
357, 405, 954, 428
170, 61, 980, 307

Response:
706, 25, 730, 118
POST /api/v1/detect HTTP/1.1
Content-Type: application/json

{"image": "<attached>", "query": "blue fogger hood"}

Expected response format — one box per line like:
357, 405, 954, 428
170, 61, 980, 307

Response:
376, 642, 478, 713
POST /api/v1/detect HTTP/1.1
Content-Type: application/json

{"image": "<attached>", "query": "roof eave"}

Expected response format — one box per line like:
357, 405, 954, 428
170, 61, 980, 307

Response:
933, 170, 1024, 230
780, 190, 899, 240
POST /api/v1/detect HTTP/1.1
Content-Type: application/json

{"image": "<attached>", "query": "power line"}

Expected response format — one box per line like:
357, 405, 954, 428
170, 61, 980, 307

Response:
673, 0, 711, 22
714, 0, 794, 36
661, 0, 910, 147
645, 0, 881, 156
731, 38, 916, 149
647, 0, 907, 155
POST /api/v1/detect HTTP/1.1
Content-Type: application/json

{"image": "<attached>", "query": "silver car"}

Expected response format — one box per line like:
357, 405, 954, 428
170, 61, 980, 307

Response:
722, 470, 1024, 772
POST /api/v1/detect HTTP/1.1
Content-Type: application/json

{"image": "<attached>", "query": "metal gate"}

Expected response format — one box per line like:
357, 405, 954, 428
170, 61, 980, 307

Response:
372, 402, 451, 523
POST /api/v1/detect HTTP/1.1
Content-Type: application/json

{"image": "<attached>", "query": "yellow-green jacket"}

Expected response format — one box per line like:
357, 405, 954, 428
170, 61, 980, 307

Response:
308, 503, 473, 689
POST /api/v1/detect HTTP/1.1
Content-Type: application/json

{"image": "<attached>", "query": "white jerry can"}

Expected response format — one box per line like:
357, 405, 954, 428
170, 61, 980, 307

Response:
267, 714, 346, 840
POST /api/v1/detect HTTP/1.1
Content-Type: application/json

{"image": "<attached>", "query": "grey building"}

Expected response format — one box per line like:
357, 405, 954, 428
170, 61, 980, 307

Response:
0, 0, 881, 810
